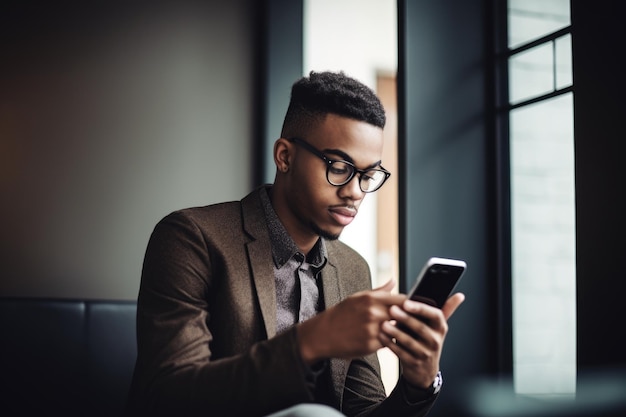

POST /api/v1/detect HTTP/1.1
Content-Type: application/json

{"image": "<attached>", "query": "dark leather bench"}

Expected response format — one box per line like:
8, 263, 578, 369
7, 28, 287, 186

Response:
0, 298, 137, 416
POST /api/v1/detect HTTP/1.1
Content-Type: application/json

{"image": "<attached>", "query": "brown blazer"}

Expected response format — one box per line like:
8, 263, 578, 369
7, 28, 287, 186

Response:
126, 187, 435, 417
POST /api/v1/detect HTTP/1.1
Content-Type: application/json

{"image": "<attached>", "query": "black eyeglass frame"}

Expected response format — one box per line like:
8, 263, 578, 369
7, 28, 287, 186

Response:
287, 137, 391, 193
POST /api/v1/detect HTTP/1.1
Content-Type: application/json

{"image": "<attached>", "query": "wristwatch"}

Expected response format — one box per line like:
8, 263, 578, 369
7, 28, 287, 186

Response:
405, 371, 443, 401
429, 371, 443, 395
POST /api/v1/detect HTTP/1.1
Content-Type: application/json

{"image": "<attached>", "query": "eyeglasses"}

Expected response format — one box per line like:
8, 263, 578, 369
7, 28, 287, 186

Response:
288, 137, 391, 193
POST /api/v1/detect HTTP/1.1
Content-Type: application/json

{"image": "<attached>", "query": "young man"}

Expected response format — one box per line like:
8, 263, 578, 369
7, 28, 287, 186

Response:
126, 71, 465, 416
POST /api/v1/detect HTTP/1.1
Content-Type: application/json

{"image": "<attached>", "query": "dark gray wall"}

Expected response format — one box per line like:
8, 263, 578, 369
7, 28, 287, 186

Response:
571, 0, 626, 370
0, 0, 258, 300
399, 1, 626, 413
398, 0, 497, 414
257, 0, 303, 186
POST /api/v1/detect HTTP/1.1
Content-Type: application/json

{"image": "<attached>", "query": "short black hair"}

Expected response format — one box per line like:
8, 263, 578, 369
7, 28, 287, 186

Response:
280, 71, 386, 138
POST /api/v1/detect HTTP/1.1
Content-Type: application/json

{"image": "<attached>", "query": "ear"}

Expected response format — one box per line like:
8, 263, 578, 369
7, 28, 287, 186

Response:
273, 138, 292, 173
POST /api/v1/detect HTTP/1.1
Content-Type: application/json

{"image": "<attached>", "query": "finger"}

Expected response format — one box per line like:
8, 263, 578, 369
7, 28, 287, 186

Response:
372, 278, 396, 293
380, 320, 426, 360
379, 321, 404, 349
349, 286, 406, 308
441, 292, 465, 320
402, 299, 442, 325
378, 325, 402, 353
372, 292, 407, 306
369, 279, 407, 306
388, 305, 436, 346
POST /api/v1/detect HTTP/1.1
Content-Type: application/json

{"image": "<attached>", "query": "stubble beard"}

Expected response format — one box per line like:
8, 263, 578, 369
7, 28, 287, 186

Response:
310, 221, 341, 241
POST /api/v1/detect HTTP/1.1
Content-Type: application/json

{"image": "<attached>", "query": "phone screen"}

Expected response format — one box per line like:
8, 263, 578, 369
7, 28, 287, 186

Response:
408, 258, 466, 308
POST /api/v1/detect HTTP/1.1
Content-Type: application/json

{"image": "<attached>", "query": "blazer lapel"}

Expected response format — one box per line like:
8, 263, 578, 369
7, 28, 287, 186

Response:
320, 258, 342, 309
321, 253, 350, 409
241, 189, 277, 339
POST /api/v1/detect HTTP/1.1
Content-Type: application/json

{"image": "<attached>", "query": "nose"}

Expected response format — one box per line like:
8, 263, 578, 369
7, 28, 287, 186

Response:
338, 173, 365, 201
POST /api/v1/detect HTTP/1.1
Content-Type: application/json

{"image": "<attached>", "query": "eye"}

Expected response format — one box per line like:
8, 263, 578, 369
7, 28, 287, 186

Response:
363, 170, 386, 183
361, 173, 375, 182
329, 162, 350, 176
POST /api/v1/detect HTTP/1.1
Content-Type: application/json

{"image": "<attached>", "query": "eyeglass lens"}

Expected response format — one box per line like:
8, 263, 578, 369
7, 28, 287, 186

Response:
327, 161, 387, 192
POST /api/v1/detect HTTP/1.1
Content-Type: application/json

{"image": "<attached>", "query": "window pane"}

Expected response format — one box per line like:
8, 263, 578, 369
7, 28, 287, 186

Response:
509, 43, 553, 105
510, 93, 576, 396
508, 0, 571, 48
555, 34, 572, 89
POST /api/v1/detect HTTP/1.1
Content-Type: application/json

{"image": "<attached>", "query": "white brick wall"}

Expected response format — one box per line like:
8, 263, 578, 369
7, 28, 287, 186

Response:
510, 93, 576, 395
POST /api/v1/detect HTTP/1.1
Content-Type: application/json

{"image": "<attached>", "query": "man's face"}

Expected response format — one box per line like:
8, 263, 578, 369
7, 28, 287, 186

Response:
284, 113, 385, 242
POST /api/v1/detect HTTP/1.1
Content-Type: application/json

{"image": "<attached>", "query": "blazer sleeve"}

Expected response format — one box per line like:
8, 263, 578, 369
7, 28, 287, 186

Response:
342, 355, 438, 417
127, 209, 314, 417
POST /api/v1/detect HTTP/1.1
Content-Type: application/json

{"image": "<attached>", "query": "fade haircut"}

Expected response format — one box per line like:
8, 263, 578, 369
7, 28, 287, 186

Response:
280, 71, 386, 139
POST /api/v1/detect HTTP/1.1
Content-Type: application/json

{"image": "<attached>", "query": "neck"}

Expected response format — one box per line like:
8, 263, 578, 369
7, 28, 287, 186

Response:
268, 185, 318, 255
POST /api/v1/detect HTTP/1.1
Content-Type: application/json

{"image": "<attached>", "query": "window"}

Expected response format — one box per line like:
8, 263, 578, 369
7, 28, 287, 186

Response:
507, 0, 576, 397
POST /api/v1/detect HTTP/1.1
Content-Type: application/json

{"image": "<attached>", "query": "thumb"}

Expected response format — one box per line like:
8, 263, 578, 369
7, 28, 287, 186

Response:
372, 278, 396, 293
442, 292, 465, 320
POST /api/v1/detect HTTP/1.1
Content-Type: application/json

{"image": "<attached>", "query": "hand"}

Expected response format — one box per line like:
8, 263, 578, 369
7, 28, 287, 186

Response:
297, 279, 407, 364
379, 292, 465, 389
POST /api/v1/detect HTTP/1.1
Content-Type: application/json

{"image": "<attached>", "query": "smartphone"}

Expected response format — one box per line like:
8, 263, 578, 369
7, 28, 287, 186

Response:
406, 257, 466, 309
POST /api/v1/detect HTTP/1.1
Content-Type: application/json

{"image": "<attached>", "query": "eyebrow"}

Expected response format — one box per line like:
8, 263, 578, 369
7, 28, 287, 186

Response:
323, 148, 382, 170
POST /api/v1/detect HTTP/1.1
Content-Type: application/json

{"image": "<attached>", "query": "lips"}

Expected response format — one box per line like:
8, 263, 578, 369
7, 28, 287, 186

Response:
328, 206, 357, 226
